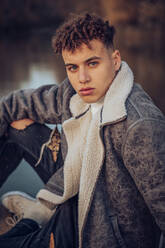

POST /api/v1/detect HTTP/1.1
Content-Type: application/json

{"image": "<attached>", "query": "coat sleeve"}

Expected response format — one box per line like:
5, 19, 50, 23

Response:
123, 118, 165, 234
0, 78, 69, 137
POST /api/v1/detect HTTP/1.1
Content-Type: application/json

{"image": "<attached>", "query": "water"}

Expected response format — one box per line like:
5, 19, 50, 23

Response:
0, 33, 66, 96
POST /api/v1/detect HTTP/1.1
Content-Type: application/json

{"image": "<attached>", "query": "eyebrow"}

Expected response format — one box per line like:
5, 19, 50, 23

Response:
64, 56, 101, 67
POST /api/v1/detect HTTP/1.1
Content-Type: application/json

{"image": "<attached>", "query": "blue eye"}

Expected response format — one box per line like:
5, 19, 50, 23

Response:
88, 61, 98, 67
68, 65, 78, 72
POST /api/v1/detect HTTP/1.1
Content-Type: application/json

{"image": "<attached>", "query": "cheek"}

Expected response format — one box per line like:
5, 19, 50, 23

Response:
68, 75, 78, 91
99, 68, 115, 91
96, 63, 114, 79
104, 66, 115, 82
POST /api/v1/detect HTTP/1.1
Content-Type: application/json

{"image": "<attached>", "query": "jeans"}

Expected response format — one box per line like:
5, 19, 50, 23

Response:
0, 123, 62, 186
0, 195, 78, 248
0, 123, 78, 247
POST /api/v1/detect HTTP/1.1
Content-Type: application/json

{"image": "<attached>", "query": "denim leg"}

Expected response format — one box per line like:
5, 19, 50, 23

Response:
0, 219, 40, 248
0, 195, 78, 248
0, 123, 61, 187
0, 135, 23, 187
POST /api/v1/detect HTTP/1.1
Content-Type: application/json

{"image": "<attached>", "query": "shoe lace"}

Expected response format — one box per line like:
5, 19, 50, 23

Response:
5, 213, 24, 227
5, 199, 25, 227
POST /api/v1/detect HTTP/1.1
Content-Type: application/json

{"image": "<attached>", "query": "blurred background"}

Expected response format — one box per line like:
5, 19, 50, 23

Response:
0, 0, 165, 197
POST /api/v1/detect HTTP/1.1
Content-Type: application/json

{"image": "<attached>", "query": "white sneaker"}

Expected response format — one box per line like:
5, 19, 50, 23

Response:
1, 191, 55, 227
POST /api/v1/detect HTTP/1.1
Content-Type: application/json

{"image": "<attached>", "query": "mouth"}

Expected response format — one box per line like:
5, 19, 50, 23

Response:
79, 87, 95, 96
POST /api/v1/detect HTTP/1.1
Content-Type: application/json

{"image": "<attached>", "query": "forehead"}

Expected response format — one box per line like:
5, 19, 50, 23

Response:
62, 39, 108, 64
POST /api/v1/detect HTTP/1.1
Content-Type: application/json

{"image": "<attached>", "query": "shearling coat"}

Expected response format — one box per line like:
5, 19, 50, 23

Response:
0, 62, 165, 248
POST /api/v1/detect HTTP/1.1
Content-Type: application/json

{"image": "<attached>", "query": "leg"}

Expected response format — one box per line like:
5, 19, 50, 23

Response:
0, 218, 40, 248
0, 195, 78, 248
0, 120, 62, 187
0, 135, 23, 187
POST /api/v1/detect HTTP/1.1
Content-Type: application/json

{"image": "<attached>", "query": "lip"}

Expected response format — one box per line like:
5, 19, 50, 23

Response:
79, 87, 95, 96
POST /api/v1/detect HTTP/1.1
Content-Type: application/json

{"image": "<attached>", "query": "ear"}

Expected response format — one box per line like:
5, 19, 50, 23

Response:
112, 50, 121, 71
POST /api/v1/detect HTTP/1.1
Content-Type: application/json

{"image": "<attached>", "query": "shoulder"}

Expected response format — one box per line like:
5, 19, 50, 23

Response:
107, 83, 165, 154
109, 83, 165, 134
119, 83, 165, 134
121, 84, 165, 155
126, 83, 165, 122
124, 83, 165, 140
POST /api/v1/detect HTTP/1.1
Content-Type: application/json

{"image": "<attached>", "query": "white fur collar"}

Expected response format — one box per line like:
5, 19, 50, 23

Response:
69, 92, 90, 118
69, 61, 134, 124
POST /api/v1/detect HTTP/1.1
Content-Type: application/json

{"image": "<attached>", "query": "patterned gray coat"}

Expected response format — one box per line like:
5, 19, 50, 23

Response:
0, 62, 165, 248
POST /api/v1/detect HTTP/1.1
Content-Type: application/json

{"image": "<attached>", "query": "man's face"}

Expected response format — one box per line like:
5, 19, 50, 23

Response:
62, 39, 121, 103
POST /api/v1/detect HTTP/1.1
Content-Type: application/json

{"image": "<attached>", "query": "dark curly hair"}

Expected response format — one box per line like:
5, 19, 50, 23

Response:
52, 13, 115, 54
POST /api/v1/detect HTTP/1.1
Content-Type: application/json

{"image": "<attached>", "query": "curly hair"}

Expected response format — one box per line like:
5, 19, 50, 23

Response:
52, 13, 115, 54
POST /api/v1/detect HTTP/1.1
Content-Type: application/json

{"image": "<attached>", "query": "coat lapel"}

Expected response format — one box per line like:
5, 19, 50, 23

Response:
78, 111, 104, 246
101, 61, 134, 125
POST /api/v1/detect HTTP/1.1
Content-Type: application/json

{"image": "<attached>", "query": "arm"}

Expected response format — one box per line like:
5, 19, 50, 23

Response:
123, 118, 165, 233
0, 78, 71, 137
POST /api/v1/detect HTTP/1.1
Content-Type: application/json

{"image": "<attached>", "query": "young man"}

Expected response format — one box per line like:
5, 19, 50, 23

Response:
0, 13, 165, 248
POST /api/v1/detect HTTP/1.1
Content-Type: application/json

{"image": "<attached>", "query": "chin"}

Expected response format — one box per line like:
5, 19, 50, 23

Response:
81, 97, 98, 104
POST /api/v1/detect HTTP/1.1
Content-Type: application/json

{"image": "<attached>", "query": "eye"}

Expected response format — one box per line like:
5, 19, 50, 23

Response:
88, 61, 98, 68
67, 65, 78, 72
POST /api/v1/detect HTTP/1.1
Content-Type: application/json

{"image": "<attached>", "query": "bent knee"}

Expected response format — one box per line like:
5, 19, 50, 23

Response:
10, 119, 35, 130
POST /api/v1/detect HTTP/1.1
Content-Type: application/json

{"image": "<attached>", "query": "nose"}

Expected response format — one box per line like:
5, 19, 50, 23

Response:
78, 67, 90, 84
